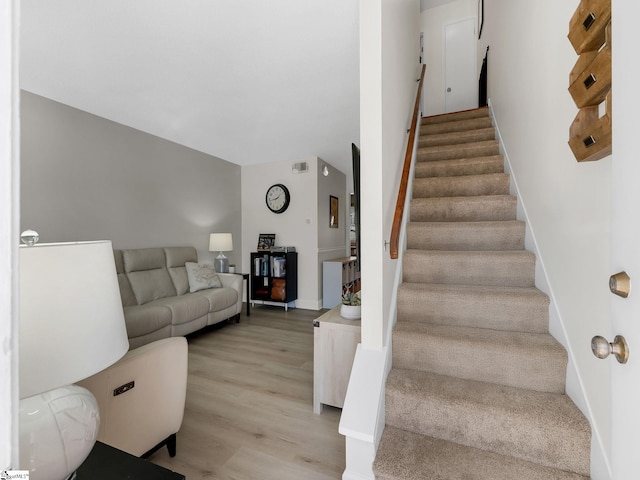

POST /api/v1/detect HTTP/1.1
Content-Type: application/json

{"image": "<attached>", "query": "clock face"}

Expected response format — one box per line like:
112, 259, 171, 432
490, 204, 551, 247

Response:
265, 184, 290, 214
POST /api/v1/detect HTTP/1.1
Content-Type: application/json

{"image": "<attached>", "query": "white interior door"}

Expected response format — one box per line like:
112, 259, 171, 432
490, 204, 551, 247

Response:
444, 17, 477, 113
609, 1, 640, 477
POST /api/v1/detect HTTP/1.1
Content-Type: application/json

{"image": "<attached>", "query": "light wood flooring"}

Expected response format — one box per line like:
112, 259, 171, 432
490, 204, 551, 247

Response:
147, 305, 345, 479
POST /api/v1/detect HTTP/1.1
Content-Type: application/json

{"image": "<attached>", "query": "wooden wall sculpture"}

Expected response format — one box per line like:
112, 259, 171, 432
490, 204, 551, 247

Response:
568, 0, 612, 162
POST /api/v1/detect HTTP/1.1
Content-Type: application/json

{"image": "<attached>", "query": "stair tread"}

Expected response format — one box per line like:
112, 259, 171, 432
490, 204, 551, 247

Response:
417, 140, 500, 162
403, 249, 536, 287
374, 425, 590, 480
419, 139, 499, 154
393, 322, 566, 393
414, 155, 504, 177
407, 220, 525, 250
397, 283, 549, 333
410, 194, 517, 222
407, 220, 525, 232
384, 370, 590, 476
412, 172, 510, 198
418, 127, 496, 147
394, 321, 564, 353
394, 322, 564, 360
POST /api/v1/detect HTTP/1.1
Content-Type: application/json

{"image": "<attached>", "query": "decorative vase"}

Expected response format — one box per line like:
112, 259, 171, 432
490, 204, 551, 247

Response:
340, 304, 361, 320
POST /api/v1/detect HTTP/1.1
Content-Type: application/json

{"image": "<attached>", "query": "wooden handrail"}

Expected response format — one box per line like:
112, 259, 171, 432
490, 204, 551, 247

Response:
390, 64, 426, 259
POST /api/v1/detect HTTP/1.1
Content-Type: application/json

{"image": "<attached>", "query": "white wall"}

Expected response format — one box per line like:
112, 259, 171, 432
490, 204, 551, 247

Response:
0, 0, 19, 470
241, 157, 347, 310
481, 0, 612, 474
360, 0, 421, 348
317, 160, 349, 300
20, 92, 242, 262
421, 0, 477, 116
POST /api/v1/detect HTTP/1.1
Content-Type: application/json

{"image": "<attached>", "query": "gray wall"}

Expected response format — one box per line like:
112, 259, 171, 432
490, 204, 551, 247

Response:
20, 91, 242, 263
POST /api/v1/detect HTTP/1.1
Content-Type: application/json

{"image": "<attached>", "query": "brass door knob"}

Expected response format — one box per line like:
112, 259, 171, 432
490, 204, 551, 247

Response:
591, 335, 629, 364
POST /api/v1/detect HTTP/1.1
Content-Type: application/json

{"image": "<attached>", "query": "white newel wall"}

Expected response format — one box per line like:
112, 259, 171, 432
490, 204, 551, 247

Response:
340, 0, 420, 478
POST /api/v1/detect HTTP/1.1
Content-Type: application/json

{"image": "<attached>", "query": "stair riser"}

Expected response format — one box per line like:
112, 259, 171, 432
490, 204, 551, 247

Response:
413, 173, 510, 199
414, 156, 504, 178
392, 330, 567, 393
396, 286, 549, 333
422, 116, 493, 134
418, 127, 496, 148
403, 251, 536, 287
406, 222, 525, 251
385, 377, 588, 475
410, 196, 517, 222
374, 427, 590, 480
422, 107, 489, 122
418, 141, 499, 162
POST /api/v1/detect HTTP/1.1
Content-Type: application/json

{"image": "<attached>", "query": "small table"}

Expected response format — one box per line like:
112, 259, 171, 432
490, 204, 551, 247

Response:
76, 441, 185, 479
313, 306, 361, 414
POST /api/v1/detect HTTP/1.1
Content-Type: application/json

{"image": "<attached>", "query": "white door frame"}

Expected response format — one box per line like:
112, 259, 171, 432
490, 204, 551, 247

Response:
0, 0, 20, 470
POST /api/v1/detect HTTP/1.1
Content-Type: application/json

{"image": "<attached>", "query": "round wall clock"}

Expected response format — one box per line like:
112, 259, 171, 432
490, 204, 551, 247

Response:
265, 183, 290, 214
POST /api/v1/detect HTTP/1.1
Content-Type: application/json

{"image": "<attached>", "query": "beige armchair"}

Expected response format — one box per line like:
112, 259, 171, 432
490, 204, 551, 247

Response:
78, 336, 188, 458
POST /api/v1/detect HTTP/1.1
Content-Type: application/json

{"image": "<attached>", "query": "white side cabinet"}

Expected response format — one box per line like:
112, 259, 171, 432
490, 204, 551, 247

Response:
313, 306, 361, 414
322, 257, 360, 309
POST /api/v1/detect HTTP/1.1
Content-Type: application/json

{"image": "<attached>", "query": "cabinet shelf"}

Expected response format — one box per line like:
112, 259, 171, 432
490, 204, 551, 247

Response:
250, 252, 297, 311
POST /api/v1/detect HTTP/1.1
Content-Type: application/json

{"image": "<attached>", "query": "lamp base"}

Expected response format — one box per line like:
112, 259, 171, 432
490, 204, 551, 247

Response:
214, 253, 229, 273
20, 385, 100, 480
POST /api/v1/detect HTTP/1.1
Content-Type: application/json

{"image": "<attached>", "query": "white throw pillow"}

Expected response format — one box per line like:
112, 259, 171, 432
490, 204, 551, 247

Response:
185, 262, 223, 293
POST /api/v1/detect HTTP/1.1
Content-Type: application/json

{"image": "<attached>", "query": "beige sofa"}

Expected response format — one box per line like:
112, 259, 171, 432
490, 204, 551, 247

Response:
115, 246, 243, 349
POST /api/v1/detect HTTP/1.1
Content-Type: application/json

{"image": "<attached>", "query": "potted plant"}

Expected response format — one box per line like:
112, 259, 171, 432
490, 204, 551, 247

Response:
340, 288, 361, 320
228, 264, 236, 274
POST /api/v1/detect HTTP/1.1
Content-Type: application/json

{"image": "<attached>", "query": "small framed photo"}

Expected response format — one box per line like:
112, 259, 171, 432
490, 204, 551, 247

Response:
330, 195, 339, 228
257, 233, 276, 251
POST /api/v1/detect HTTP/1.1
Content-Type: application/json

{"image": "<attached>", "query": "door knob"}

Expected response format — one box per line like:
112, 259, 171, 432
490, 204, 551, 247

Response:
447, 87, 452, 92
591, 335, 629, 364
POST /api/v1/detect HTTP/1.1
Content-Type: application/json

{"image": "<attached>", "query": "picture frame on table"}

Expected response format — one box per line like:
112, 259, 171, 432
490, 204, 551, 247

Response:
257, 234, 276, 251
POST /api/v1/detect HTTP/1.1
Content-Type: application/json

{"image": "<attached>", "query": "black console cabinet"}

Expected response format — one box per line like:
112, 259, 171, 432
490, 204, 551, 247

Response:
250, 251, 297, 311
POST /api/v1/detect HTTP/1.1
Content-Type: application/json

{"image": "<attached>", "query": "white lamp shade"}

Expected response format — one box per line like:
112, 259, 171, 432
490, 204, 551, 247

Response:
209, 233, 233, 252
19, 241, 129, 399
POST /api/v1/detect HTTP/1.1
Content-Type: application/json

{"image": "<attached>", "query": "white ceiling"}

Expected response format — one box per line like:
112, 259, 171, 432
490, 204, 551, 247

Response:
19, 0, 361, 175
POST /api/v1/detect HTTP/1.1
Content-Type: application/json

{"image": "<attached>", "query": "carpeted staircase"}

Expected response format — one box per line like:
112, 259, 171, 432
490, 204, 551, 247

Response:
373, 107, 592, 479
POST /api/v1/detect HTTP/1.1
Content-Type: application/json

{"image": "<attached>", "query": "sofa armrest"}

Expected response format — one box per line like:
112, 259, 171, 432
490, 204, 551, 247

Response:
217, 272, 244, 315
77, 337, 188, 457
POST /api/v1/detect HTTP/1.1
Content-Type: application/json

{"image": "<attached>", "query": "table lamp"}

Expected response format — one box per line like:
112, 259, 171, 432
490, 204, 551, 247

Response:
209, 233, 233, 273
19, 239, 129, 480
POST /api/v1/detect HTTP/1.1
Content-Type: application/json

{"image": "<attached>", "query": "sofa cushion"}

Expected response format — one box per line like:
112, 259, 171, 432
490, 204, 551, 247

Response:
128, 269, 177, 305
155, 294, 210, 326
185, 262, 223, 292
122, 248, 176, 305
113, 250, 137, 307
117, 274, 138, 307
123, 304, 172, 339
194, 286, 238, 313
165, 247, 198, 295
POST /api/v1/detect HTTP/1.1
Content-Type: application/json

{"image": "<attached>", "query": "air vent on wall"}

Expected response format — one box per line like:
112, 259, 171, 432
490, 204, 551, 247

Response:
291, 162, 309, 174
